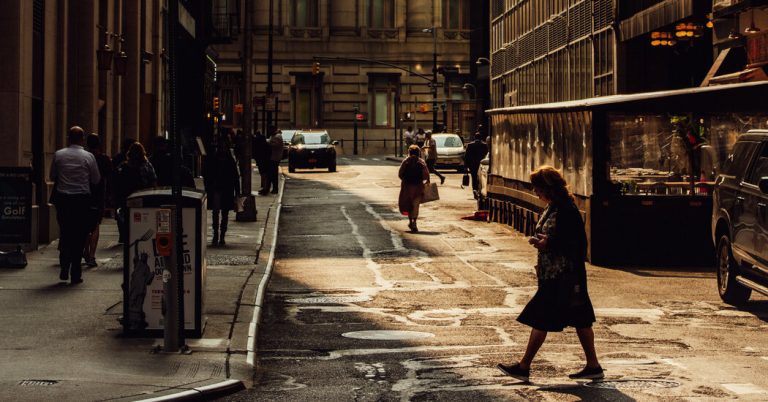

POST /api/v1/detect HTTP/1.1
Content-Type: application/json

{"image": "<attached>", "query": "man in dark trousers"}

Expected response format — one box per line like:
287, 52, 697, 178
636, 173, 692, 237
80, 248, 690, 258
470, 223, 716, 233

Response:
50, 126, 101, 285
464, 132, 489, 193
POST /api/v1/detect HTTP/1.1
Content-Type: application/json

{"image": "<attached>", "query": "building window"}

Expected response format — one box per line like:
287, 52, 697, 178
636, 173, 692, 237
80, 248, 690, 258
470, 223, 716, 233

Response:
294, 74, 322, 127
443, 0, 469, 29
369, 75, 398, 127
369, 0, 394, 28
294, 0, 318, 27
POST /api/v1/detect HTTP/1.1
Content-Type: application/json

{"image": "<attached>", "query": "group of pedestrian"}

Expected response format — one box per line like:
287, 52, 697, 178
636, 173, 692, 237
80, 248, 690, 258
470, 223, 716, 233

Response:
51, 126, 201, 285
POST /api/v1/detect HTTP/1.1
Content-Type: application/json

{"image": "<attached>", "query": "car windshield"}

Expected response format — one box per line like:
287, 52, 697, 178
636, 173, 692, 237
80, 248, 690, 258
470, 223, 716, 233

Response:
435, 135, 463, 148
293, 132, 330, 145
281, 130, 297, 143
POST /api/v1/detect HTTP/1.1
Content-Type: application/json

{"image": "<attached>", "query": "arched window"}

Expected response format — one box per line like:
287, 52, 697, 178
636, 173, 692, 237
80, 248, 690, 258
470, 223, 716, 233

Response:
294, 0, 318, 27
443, 0, 469, 29
369, 0, 394, 28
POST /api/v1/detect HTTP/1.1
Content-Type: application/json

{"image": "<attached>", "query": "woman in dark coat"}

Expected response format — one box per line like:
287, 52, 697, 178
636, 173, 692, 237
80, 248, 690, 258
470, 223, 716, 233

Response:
204, 135, 241, 246
114, 142, 157, 243
497, 165, 602, 382
398, 145, 430, 232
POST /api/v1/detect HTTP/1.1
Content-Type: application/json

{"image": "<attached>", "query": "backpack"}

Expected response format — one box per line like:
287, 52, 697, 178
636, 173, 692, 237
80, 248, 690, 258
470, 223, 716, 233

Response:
403, 160, 423, 185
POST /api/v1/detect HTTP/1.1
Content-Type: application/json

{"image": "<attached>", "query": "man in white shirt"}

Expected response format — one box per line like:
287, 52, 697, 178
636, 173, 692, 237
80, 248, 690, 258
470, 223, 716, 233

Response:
50, 126, 101, 285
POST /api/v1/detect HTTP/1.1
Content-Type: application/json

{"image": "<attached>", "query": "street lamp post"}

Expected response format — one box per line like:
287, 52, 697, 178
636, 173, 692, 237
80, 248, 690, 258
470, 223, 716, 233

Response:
423, 27, 438, 132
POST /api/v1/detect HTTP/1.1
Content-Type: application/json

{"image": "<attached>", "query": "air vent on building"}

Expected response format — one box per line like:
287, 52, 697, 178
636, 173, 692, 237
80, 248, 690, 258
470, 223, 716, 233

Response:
594, 0, 614, 30
505, 44, 516, 72
492, 49, 505, 77
571, 0, 591, 39
549, 17, 568, 50
520, 33, 534, 64
534, 26, 547, 58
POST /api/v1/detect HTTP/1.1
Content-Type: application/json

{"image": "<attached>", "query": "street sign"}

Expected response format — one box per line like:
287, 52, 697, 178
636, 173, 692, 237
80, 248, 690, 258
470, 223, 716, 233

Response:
0, 167, 31, 244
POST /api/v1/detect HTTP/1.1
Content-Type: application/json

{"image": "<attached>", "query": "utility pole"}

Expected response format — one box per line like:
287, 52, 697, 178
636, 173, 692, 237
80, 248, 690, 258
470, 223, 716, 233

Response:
266, 0, 274, 133
353, 104, 359, 155
237, 0, 256, 221
423, 27, 438, 132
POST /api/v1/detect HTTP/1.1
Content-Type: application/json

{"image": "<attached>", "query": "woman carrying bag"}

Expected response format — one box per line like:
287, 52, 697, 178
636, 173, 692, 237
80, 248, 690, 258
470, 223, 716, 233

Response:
398, 145, 430, 232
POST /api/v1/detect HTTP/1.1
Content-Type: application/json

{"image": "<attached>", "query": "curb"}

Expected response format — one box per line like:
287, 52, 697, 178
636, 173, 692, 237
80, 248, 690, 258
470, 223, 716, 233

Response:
247, 171, 284, 365
134, 379, 245, 402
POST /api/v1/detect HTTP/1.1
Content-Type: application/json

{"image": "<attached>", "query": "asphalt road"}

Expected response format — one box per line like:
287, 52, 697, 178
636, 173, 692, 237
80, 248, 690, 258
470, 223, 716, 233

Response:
219, 156, 768, 401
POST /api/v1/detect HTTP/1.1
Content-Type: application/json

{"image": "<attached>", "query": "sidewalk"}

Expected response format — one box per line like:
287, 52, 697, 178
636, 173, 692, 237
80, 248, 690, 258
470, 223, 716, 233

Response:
0, 168, 282, 401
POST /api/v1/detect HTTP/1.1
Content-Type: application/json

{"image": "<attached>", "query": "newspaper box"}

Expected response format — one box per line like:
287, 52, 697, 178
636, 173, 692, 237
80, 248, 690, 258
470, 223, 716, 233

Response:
123, 188, 207, 338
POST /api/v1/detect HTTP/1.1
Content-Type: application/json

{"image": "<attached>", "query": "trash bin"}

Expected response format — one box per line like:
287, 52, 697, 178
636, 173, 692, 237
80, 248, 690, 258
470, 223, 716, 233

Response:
123, 188, 207, 338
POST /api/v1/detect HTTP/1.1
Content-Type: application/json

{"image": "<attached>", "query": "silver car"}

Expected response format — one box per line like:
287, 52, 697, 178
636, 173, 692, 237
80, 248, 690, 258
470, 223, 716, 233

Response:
432, 133, 465, 171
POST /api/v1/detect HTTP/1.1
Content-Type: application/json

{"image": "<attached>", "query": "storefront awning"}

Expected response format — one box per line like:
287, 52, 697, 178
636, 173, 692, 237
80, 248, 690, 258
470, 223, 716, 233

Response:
619, 0, 695, 41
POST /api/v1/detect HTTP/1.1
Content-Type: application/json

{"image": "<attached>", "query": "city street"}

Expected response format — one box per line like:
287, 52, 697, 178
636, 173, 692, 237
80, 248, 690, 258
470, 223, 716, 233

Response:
219, 156, 768, 401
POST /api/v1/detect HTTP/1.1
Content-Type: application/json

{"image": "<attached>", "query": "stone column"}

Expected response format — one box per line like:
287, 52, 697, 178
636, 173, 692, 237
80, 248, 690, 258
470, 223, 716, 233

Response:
122, 0, 141, 145
68, 0, 98, 132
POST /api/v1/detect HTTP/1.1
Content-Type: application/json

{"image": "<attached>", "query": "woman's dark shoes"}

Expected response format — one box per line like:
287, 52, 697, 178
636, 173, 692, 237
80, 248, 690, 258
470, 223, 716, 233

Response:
84, 258, 98, 268
218, 238, 226, 246
59, 270, 68, 281
568, 365, 604, 380
440, 176, 445, 185
70, 278, 83, 285
497, 363, 529, 382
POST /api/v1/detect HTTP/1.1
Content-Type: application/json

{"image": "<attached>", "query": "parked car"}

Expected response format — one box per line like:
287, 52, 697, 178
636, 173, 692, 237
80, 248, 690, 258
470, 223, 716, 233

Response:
432, 133, 465, 171
287, 129, 339, 173
280, 129, 299, 160
712, 129, 768, 305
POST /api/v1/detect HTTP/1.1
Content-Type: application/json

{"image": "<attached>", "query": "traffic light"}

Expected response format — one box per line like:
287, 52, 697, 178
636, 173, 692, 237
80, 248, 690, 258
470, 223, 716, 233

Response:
312, 62, 320, 75
213, 96, 220, 111
419, 103, 428, 113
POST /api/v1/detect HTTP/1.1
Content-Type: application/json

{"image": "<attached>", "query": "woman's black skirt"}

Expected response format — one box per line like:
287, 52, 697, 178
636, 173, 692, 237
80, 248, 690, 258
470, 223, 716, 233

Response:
517, 273, 596, 332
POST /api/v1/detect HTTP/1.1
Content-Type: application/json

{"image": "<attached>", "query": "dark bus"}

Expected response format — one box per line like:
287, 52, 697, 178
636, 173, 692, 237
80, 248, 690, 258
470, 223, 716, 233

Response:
486, 82, 768, 266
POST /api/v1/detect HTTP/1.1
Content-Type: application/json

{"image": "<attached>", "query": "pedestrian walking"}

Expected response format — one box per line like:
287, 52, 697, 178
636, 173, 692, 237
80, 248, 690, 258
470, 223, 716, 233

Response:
264, 129, 283, 195
49, 126, 101, 285
149, 136, 195, 188
463, 133, 489, 193
404, 125, 414, 147
83, 133, 112, 268
252, 130, 271, 193
422, 131, 445, 185
203, 135, 241, 246
497, 166, 603, 382
114, 142, 157, 244
112, 137, 137, 243
398, 145, 430, 232
415, 128, 426, 147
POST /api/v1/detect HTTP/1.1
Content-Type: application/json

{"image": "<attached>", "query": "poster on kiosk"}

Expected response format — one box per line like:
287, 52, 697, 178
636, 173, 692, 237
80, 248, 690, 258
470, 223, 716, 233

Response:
124, 189, 207, 337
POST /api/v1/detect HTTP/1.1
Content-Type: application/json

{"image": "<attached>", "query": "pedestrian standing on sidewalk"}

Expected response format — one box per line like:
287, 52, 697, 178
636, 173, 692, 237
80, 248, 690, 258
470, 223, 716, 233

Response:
49, 126, 101, 285
203, 135, 241, 246
253, 130, 270, 194
422, 131, 445, 185
464, 133, 489, 193
497, 166, 603, 382
83, 133, 112, 268
115, 142, 157, 244
398, 145, 430, 232
112, 138, 137, 243
265, 129, 283, 194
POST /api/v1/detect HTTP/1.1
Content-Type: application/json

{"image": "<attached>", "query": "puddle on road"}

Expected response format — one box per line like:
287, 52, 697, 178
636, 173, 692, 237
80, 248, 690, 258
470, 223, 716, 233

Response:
584, 378, 681, 390
342, 330, 435, 340
287, 295, 372, 304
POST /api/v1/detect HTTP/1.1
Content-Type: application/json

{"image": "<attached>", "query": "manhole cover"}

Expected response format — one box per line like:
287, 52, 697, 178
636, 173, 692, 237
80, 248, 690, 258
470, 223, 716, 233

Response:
18, 380, 58, 386
342, 330, 435, 340
584, 379, 680, 389
288, 295, 371, 304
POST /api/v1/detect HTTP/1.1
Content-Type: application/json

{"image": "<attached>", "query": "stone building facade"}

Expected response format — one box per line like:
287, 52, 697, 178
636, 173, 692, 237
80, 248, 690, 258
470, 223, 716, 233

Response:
0, 0, 208, 247
212, 0, 477, 155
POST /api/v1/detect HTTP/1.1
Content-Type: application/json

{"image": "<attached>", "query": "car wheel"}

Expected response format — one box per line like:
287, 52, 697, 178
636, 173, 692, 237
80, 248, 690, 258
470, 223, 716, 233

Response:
328, 163, 336, 172
288, 164, 296, 173
716, 235, 751, 305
